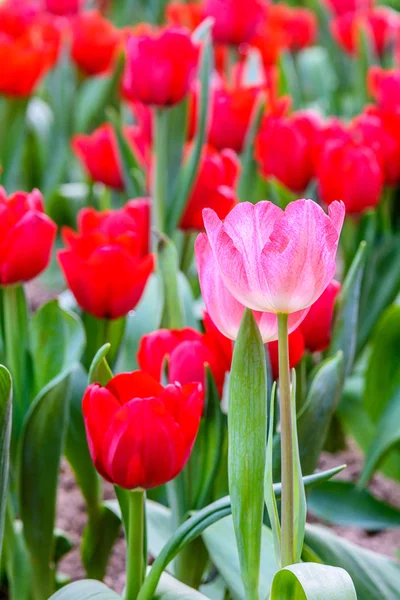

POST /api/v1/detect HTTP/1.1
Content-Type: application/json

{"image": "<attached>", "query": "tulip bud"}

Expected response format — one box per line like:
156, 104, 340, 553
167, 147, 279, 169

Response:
70, 11, 121, 76
83, 372, 203, 489
58, 202, 154, 319
123, 27, 199, 107
300, 280, 341, 352
0, 188, 56, 284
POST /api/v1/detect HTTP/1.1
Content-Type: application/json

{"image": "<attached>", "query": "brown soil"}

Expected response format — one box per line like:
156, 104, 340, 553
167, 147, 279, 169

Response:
56, 444, 400, 595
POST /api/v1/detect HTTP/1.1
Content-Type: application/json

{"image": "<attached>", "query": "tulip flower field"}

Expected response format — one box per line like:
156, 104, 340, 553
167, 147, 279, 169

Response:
1, 0, 400, 598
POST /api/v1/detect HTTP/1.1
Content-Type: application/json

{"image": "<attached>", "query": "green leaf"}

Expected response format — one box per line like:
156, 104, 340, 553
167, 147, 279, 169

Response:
290, 371, 306, 565
82, 313, 125, 371
154, 571, 211, 600
48, 580, 121, 599
308, 480, 400, 530
88, 344, 113, 386
166, 27, 213, 235
264, 383, 281, 563
358, 235, 400, 352
146, 500, 173, 560
192, 368, 225, 509
297, 353, 344, 475
20, 371, 71, 600
270, 563, 356, 599
0, 366, 12, 559
296, 48, 338, 109
164, 98, 189, 206
202, 517, 277, 600
237, 94, 265, 204
81, 504, 121, 580
305, 524, 400, 600
53, 529, 74, 564
108, 108, 146, 198
30, 300, 85, 393
328, 241, 367, 377
4, 514, 32, 600
0, 98, 28, 191
158, 236, 184, 329
278, 52, 302, 108
228, 309, 267, 598
116, 273, 164, 372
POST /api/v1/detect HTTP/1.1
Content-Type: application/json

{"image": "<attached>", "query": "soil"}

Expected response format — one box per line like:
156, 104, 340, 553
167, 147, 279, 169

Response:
56, 444, 400, 595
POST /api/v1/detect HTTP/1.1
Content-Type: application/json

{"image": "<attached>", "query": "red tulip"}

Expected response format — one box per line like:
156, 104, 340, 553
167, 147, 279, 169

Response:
44, 0, 81, 15
123, 26, 199, 106
58, 202, 154, 319
368, 67, 400, 114
0, 1, 40, 37
71, 11, 121, 76
331, 8, 400, 56
180, 145, 239, 231
282, 7, 318, 51
83, 371, 203, 489
311, 118, 350, 167
72, 123, 149, 190
267, 328, 305, 380
0, 187, 56, 284
204, 0, 265, 45
138, 323, 232, 395
166, 1, 204, 30
300, 280, 341, 352
256, 111, 321, 193
325, 0, 373, 17
0, 19, 60, 97
316, 138, 383, 214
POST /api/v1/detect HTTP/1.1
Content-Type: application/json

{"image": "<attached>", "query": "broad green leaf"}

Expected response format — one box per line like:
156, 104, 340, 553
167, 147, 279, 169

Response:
0, 97, 29, 191
192, 369, 225, 509
166, 27, 213, 235
159, 237, 184, 329
164, 98, 189, 206
270, 563, 356, 599
20, 372, 71, 600
290, 371, 306, 565
116, 273, 164, 372
229, 309, 267, 598
328, 241, 367, 377
88, 344, 113, 386
264, 383, 281, 563
65, 366, 101, 519
202, 517, 278, 600
146, 500, 173, 560
358, 235, 400, 352
308, 480, 400, 530
360, 387, 400, 486
0, 366, 12, 558
355, 27, 378, 111
30, 300, 85, 393
305, 524, 400, 600
4, 514, 32, 600
297, 353, 344, 475
49, 579, 121, 599
81, 504, 121, 580
154, 571, 211, 600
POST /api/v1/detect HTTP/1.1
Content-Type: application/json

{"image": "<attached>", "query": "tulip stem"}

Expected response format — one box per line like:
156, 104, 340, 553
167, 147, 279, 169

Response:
278, 313, 295, 568
125, 490, 146, 600
152, 108, 168, 235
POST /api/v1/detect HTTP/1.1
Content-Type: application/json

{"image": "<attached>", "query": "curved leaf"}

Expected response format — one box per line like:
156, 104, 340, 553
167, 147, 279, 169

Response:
88, 344, 113, 386
154, 572, 211, 600
49, 580, 121, 599
270, 563, 356, 599
81, 504, 121, 580
0, 366, 12, 558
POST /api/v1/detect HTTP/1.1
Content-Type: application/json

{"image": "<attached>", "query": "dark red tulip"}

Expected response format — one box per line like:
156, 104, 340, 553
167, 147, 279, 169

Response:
0, 188, 56, 285
267, 328, 305, 380
58, 202, 154, 319
180, 145, 239, 231
204, 0, 264, 45
256, 110, 321, 193
72, 123, 150, 190
300, 280, 341, 352
123, 26, 199, 106
331, 8, 400, 56
71, 11, 121, 76
138, 323, 232, 396
317, 137, 383, 214
83, 371, 203, 489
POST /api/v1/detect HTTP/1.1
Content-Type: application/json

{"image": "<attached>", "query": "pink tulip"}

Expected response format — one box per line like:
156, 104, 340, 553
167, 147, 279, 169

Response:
195, 233, 308, 342
200, 199, 345, 314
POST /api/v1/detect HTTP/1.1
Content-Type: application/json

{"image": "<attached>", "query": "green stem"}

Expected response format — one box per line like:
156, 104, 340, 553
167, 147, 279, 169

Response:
82, 313, 126, 371
2, 285, 30, 443
125, 490, 145, 600
278, 313, 295, 568
152, 108, 169, 235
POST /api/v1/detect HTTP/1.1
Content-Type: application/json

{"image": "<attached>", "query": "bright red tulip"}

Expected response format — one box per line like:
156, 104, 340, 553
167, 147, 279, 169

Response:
0, 188, 56, 285
138, 325, 231, 395
71, 11, 121, 76
180, 145, 239, 231
256, 111, 321, 193
267, 328, 305, 380
72, 123, 149, 190
0, 1, 40, 37
311, 118, 350, 167
325, 0, 373, 16
300, 280, 341, 352
317, 138, 383, 214
123, 26, 199, 106
204, 0, 265, 45
83, 371, 203, 489
282, 6, 318, 51
44, 0, 80, 15
58, 202, 154, 319
0, 19, 60, 97
331, 8, 400, 56
368, 67, 400, 114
